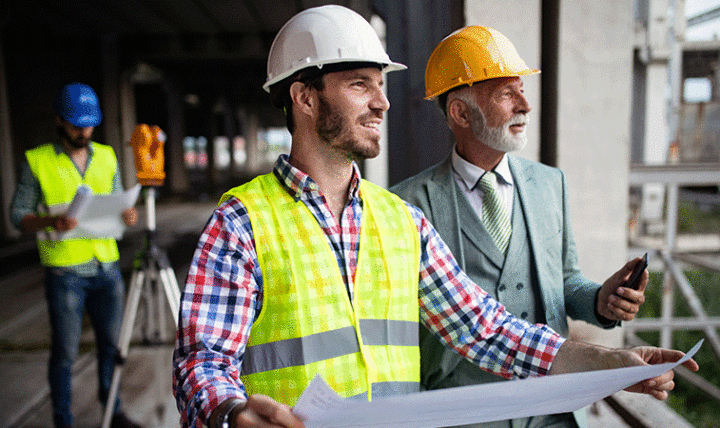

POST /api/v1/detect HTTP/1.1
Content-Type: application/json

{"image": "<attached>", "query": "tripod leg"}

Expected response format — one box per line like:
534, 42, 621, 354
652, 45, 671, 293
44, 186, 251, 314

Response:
159, 267, 181, 325
101, 269, 146, 428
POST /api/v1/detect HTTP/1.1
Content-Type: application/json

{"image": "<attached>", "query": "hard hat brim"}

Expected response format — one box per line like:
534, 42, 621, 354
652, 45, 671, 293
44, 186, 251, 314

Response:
263, 59, 406, 92
424, 69, 540, 100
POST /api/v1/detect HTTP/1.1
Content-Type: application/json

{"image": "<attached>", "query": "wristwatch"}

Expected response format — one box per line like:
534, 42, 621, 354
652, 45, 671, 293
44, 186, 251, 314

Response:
211, 398, 246, 428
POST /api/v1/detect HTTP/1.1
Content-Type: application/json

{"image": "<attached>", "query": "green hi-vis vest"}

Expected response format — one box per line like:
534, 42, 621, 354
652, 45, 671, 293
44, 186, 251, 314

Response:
222, 173, 421, 406
26, 143, 120, 267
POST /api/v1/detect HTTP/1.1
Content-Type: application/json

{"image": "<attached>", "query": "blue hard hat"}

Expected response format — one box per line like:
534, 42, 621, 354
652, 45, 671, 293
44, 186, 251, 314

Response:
53, 82, 102, 127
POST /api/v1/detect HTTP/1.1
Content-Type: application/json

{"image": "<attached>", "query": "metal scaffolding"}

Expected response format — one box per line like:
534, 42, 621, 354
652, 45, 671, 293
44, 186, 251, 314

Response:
626, 162, 720, 402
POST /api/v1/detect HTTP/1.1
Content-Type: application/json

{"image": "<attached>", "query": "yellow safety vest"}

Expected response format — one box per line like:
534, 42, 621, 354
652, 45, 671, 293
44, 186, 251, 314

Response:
26, 143, 120, 267
222, 173, 421, 406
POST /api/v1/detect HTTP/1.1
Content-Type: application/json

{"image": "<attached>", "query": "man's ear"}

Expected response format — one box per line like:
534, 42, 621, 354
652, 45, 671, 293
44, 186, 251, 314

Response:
447, 98, 472, 129
289, 81, 315, 117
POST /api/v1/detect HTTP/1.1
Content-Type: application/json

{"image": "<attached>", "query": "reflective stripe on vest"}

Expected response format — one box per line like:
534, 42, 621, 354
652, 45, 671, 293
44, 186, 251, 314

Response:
224, 173, 421, 406
26, 143, 120, 267
241, 319, 419, 374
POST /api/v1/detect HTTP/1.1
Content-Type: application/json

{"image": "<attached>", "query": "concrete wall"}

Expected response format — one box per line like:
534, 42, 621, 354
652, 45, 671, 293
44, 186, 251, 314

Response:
465, 0, 634, 347
556, 1, 633, 347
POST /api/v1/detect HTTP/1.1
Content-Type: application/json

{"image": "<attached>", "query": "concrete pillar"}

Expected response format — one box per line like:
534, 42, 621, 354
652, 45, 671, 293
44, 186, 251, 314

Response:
640, 0, 672, 226
364, 15, 389, 188
165, 81, 190, 194
385, 0, 462, 184
0, 38, 20, 239
557, 1, 633, 348
120, 71, 139, 190
245, 112, 261, 174
101, 35, 123, 174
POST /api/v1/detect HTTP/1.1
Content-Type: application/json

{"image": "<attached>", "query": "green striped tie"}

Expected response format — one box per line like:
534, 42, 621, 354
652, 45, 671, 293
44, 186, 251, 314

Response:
478, 172, 511, 254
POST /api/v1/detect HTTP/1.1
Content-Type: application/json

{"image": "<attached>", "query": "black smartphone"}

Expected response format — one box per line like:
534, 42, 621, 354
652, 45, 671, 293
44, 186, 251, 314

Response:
625, 252, 648, 290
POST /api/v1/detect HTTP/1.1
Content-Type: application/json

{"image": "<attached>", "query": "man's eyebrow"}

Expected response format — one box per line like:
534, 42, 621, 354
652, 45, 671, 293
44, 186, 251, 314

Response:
345, 71, 383, 84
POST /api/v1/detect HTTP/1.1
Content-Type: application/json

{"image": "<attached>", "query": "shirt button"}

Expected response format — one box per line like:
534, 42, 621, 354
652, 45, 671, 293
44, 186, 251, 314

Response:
521, 311, 529, 319
498, 284, 506, 292
516, 283, 524, 290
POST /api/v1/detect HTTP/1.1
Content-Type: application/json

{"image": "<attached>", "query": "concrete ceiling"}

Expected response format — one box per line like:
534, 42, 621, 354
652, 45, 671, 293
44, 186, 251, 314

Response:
2, 1, 373, 37
1, 0, 377, 107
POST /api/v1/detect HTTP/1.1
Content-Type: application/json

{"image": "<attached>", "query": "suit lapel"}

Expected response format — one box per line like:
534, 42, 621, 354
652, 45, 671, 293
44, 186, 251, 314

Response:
509, 156, 540, 252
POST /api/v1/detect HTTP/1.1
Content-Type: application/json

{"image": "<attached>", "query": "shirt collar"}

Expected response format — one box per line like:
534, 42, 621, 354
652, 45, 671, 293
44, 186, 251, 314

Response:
451, 145, 513, 189
273, 154, 363, 201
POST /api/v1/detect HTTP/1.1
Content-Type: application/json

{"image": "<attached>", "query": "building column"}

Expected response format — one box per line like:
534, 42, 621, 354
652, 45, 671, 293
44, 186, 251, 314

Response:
0, 37, 19, 239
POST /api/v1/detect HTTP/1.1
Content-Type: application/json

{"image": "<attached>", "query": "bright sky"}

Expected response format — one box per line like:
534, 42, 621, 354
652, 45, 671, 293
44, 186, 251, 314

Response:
683, 0, 719, 101
685, 0, 720, 40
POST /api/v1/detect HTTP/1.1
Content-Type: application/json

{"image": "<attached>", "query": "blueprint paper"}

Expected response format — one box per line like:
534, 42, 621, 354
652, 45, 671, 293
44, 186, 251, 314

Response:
293, 340, 702, 428
53, 184, 141, 240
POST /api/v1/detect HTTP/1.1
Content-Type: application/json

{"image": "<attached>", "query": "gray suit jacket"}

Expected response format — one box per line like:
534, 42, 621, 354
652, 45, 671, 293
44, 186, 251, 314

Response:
391, 154, 613, 426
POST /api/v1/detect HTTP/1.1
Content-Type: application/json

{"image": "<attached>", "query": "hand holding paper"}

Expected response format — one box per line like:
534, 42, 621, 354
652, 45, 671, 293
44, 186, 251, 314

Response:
621, 345, 700, 400
291, 340, 702, 428
60, 184, 141, 240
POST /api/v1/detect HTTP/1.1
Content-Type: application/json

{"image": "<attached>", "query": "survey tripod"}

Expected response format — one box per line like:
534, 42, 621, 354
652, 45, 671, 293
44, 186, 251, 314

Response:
101, 186, 181, 428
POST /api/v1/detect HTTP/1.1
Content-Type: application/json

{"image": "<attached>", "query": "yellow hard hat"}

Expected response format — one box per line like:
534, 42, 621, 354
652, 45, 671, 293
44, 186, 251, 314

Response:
424, 26, 540, 99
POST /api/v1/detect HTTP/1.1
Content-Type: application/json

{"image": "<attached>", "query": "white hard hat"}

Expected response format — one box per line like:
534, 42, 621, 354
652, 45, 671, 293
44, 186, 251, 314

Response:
263, 5, 406, 92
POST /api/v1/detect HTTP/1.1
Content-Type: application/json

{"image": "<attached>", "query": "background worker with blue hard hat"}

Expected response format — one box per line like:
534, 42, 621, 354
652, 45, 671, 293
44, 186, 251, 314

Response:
10, 82, 143, 428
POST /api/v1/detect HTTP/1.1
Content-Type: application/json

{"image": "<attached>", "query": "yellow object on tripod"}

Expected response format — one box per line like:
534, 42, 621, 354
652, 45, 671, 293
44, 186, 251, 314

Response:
130, 124, 166, 186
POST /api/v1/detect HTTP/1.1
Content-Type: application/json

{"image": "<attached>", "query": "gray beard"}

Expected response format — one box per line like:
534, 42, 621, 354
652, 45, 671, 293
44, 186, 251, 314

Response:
471, 109, 528, 153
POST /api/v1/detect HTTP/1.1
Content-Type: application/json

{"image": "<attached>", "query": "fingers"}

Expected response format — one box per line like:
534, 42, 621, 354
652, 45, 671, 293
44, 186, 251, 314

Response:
235, 395, 305, 428
122, 207, 138, 226
606, 287, 646, 321
600, 258, 649, 321
54, 215, 77, 231
626, 369, 676, 400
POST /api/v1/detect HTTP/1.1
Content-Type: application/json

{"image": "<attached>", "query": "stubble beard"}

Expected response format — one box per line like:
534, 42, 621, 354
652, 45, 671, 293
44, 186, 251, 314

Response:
58, 125, 91, 149
316, 93, 381, 161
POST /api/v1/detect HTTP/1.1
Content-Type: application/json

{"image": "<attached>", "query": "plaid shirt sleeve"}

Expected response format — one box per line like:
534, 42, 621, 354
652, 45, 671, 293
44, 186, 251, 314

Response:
408, 203, 566, 379
173, 197, 259, 428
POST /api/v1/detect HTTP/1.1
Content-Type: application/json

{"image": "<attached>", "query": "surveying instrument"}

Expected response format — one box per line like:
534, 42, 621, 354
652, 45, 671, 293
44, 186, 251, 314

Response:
101, 124, 181, 428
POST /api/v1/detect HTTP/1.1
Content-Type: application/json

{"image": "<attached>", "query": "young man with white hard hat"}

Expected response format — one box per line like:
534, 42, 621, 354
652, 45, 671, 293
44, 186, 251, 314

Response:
172, 7, 696, 428
391, 26, 650, 428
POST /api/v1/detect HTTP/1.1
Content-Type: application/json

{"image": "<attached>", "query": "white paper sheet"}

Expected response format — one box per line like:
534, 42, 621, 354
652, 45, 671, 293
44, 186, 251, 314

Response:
293, 339, 703, 428
53, 184, 141, 240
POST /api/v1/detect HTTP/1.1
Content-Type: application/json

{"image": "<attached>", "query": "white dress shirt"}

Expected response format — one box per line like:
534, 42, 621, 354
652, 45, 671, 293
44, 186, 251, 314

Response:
451, 145, 514, 223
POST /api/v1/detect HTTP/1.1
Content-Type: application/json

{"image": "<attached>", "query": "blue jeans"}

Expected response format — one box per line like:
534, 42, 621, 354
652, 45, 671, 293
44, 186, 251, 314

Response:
45, 262, 125, 428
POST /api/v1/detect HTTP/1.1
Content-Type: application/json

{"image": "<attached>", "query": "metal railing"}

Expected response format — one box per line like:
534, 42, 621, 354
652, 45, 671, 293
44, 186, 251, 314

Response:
625, 163, 720, 402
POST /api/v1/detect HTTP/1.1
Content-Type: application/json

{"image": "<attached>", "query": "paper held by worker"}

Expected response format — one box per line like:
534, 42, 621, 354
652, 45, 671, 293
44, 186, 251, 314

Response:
293, 339, 703, 428
53, 184, 141, 240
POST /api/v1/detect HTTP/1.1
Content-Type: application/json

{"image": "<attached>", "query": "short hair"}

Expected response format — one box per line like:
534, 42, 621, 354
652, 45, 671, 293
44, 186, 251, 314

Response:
438, 85, 476, 118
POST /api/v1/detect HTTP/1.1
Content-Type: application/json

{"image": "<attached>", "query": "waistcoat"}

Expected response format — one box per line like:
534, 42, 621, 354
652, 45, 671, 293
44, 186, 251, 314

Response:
440, 184, 545, 389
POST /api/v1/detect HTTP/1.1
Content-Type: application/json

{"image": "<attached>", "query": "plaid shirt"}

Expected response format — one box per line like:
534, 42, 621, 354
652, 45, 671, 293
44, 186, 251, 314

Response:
173, 155, 564, 428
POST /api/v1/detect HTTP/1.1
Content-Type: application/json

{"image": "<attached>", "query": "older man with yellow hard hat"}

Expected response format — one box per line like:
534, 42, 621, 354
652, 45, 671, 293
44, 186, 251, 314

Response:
392, 26, 650, 428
